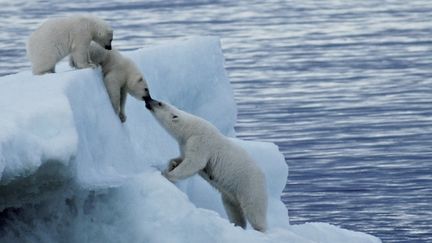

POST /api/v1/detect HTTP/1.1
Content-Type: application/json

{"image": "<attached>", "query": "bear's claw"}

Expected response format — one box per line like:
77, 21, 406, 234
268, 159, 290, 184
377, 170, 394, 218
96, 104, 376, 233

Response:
119, 113, 127, 123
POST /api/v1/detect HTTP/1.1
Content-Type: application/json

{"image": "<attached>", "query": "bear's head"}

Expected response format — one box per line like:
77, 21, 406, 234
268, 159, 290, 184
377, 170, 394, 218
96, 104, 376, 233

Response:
128, 76, 151, 101
144, 98, 191, 139
93, 18, 113, 50
145, 98, 219, 141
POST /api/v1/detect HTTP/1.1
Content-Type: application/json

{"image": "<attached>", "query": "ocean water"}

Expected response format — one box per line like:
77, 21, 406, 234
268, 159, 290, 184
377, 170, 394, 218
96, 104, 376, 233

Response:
0, 0, 431, 242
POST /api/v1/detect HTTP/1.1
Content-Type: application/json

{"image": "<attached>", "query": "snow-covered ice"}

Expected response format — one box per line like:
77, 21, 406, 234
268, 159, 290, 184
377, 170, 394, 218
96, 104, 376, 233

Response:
0, 37, 381, 243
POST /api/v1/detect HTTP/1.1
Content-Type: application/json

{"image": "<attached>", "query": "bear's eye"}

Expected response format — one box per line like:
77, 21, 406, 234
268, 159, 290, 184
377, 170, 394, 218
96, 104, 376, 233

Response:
172, 115, 178, 119
158, 102, 162, 106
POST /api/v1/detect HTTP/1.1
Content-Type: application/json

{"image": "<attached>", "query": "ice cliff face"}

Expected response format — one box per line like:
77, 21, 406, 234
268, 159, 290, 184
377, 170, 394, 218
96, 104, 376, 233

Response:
0, 37, 380, 243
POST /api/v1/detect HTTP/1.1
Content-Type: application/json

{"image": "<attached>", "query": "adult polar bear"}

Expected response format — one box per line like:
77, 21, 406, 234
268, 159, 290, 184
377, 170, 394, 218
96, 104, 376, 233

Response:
145, 97, 268, 232
27, 15, 113, 75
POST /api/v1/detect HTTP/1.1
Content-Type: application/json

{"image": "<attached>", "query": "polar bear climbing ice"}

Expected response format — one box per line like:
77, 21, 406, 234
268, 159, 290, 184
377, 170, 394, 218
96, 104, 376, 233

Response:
77, 43, 150, 123
27, 15, 113, 75
145, 97, 268, 232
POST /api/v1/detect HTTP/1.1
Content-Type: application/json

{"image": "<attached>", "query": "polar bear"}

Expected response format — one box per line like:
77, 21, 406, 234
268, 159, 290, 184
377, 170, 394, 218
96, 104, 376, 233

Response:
27, 15, 113, 75
77, 43, 150, 122
145, 97, 268, 232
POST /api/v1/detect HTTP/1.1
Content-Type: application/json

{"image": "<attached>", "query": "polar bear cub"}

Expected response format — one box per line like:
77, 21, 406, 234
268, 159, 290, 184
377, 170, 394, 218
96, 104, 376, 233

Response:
145, 97, 268, 232
27, 15, 113, 75
79, 43, 150, 123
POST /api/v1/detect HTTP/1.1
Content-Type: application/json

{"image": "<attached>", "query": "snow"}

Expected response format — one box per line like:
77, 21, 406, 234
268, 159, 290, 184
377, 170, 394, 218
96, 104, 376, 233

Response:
0, 37, 381, 243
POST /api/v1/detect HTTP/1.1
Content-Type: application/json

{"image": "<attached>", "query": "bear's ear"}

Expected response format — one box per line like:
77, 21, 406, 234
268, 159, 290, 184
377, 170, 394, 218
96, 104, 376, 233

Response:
172, 114, 179, 122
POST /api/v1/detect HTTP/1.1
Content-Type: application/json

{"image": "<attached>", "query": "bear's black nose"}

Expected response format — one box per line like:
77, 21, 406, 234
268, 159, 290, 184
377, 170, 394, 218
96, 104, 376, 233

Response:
144, 95, 154, 111
145, 103, 152, 111
143, 95, 152, 102
105, 45, 112, 50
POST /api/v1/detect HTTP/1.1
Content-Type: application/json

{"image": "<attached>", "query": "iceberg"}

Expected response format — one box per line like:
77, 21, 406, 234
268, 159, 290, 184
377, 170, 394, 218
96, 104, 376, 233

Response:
0, 37, 381, 243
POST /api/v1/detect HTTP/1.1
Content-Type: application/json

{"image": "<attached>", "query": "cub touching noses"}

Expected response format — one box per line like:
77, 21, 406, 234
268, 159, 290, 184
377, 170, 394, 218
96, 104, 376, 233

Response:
79, 43, 150, 123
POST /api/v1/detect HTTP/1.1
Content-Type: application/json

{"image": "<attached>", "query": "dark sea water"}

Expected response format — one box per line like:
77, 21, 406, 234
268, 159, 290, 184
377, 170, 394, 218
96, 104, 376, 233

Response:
1, 0, 431, 242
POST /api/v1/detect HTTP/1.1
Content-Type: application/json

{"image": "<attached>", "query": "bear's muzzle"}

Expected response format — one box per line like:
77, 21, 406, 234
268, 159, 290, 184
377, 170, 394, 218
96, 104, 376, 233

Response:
144, 96, 154, 111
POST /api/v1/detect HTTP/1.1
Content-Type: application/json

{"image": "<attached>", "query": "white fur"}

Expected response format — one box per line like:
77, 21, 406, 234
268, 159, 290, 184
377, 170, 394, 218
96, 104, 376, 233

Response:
27, 15, 113, 75
82, 43, 149, 122
148, 101, 268, 232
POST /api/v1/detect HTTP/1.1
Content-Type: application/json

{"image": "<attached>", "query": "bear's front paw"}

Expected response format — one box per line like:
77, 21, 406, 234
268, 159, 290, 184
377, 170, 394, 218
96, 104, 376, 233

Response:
119, 113, 127, 123
162, 169, 173, 181
168, 159, 180, 172
162, 169, 168, 177
89, 62, 98, 69
69, 58, 77, 68
162, 168, 178, 183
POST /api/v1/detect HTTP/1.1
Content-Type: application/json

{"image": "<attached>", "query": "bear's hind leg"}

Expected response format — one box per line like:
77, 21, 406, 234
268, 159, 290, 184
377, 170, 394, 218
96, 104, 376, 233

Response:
31, 57, 56, 75
222, 194, 246, 229
242, 199, 267, 232
69, 56, 78, 69
34, 67, 55, 75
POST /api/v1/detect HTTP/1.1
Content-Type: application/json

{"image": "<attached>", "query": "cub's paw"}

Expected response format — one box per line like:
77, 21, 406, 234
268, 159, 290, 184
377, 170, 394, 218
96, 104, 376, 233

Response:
89, 62, 98, 69
119, 113, 127, 123
69, 58, 77, 68
162, 169, 175, 182
168, 159, 181, 171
